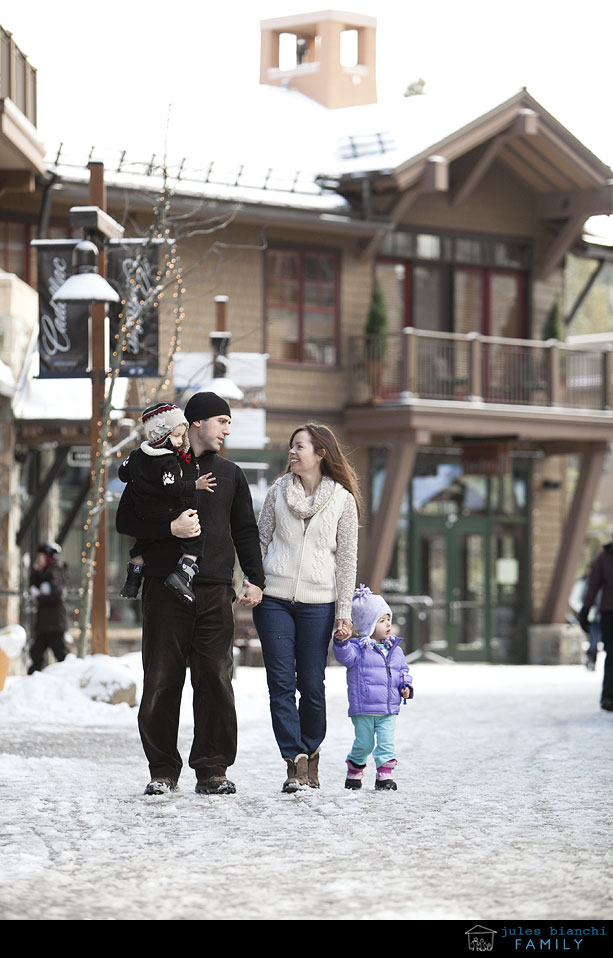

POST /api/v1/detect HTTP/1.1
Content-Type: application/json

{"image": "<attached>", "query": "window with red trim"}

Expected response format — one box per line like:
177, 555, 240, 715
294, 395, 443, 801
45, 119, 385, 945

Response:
265, 248, 340, 365
375, 259, 526, 338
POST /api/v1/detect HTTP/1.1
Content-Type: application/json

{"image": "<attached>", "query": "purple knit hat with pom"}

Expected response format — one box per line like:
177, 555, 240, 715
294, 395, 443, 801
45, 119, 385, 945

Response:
351, 584, 392, 638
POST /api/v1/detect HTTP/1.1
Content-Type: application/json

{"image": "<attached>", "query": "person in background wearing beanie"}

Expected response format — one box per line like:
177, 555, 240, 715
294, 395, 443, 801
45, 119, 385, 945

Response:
115, 392, 265, 796
118, 402, 215, 606
28, 542, 69, 674
334, 585, 413, 791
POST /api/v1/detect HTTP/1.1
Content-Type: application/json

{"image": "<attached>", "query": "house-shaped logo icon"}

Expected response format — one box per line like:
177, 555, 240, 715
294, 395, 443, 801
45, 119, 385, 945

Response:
466, 926, 497, 952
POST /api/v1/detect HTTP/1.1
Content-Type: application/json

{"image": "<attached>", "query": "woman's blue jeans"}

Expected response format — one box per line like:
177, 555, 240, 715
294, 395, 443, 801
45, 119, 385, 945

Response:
253, 595, 335, 759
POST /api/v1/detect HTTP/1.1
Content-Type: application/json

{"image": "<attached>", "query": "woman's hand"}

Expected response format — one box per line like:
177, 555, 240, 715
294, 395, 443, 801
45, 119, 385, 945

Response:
335, 618, 352, 639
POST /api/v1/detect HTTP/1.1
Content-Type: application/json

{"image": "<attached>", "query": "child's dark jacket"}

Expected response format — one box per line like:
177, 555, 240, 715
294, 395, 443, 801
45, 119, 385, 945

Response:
118, 444, 196, 522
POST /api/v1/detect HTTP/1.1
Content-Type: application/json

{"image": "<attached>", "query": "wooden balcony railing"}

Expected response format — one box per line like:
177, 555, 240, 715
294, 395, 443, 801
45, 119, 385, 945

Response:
0, 26, 37, 125
348, 328, 613, 411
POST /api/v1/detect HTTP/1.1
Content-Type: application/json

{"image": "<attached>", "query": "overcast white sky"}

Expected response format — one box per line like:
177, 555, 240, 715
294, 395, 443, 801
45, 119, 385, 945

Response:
5, 0, 613, 169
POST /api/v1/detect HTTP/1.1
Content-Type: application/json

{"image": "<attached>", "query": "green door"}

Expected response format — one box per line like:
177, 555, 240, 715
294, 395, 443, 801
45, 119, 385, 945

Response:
409, 514, 527, 662
411, 516, 490, 661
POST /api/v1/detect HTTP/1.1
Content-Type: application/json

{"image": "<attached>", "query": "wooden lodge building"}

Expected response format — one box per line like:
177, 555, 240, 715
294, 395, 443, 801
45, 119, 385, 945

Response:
2, 12, 613, 664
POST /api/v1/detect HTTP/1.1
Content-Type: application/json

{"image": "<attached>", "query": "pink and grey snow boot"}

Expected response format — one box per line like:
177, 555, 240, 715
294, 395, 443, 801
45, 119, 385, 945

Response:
345, 759, 366, 790
375, 759, 398, 791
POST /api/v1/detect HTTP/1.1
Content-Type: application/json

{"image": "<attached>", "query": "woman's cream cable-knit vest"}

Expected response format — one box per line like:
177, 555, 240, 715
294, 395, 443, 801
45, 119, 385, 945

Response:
262, 475, 351, 608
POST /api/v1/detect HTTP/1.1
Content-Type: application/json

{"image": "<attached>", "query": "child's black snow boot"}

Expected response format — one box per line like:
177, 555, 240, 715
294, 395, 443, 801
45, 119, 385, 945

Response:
120, 561, 143, 599
164, 557, 199, 606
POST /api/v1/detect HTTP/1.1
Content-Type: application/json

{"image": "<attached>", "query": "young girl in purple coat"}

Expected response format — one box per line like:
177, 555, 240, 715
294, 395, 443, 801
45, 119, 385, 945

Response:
333, 585, 413, 791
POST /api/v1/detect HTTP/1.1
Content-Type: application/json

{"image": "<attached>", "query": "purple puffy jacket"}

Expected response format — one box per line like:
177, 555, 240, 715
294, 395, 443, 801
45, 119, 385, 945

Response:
333, 634, 413, 717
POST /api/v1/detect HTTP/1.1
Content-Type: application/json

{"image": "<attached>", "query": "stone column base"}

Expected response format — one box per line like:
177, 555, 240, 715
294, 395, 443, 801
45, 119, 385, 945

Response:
528, 623, 584, 665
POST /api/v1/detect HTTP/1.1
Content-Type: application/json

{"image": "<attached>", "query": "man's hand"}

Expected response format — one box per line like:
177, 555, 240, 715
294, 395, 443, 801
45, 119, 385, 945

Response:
237, 580, 263, 607
170, 509, 201, 539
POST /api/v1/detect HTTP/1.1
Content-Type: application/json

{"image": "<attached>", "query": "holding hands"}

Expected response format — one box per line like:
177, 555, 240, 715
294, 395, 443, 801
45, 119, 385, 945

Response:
237, 578, 263, 607
334, 618, 353, 642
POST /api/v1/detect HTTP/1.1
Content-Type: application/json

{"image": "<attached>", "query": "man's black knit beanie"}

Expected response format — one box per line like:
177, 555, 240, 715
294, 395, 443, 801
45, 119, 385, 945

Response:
184, 391, 231, 424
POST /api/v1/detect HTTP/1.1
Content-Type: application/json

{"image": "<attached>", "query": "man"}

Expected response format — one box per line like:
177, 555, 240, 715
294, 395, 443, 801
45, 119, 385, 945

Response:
579, 540, 613, 711
116, 392, 264, 794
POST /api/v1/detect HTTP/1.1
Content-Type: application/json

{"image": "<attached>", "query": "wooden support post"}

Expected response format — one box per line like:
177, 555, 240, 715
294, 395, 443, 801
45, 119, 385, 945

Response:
541, 444, 607, 623
603, 346, 613, 410
402, 327, 417, 397
360, 440, 417, 592
534, 214, 586, 281
546, 339, 560, 406
16, 446, 70, 546
467, 332, 482, 401
452, 135, 504, 207
88, 161, 108, 656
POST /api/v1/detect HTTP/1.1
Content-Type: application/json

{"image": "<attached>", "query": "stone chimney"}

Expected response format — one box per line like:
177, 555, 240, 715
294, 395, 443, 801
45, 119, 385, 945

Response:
260, 10, 377, 110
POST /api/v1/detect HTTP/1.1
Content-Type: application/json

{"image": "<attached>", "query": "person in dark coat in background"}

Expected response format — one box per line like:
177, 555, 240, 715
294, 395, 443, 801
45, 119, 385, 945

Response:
28, 542, 69, 674
579, 540, 613, 711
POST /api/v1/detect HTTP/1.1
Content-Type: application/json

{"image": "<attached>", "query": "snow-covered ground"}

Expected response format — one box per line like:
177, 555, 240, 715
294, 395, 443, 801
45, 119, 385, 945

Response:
1, 654, 611, 921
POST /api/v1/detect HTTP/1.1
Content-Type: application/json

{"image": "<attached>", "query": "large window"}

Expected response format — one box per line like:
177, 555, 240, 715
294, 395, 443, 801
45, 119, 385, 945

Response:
377, 231, 529, 338
265, 248, 340, 365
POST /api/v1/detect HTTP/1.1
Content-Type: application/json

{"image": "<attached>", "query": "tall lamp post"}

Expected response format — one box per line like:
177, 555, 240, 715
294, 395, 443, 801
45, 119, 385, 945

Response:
51, 162, 123, 655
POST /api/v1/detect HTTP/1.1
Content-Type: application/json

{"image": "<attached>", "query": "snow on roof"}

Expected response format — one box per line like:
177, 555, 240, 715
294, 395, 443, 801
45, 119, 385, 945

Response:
46, 83, 613, 232
48, 84, 549, 207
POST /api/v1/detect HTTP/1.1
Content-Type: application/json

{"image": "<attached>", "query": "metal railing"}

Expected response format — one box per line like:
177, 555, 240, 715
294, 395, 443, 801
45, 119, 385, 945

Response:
348, 328, 613, 410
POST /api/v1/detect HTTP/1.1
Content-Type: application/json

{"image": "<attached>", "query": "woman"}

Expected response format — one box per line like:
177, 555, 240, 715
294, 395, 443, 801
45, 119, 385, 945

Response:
253, 423, 360, 793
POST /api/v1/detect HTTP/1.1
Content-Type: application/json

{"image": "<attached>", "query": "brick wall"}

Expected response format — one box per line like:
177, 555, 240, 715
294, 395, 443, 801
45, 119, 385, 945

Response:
531, 454, 567, 620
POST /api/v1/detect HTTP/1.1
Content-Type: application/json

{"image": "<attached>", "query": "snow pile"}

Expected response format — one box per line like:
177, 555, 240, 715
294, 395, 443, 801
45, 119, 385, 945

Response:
0, 653, 141, 724
0, 624, 27, 659
75, 653, 139, 706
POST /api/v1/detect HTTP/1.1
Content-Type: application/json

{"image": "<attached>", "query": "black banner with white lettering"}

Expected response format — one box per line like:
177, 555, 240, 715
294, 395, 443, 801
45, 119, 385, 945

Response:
106, 241, 160, 378
34, 240, 90, 378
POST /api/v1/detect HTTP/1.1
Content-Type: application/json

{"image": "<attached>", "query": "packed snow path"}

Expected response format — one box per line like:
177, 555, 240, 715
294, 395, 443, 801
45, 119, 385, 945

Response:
1, 659, 611, 920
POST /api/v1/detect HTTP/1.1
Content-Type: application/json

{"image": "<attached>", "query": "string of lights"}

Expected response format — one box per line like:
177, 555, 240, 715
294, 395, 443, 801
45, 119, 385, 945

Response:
74, 169, 184, 655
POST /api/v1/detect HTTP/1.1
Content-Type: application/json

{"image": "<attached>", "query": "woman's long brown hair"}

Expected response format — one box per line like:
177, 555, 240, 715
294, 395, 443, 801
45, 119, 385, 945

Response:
287, 423, 362, 518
